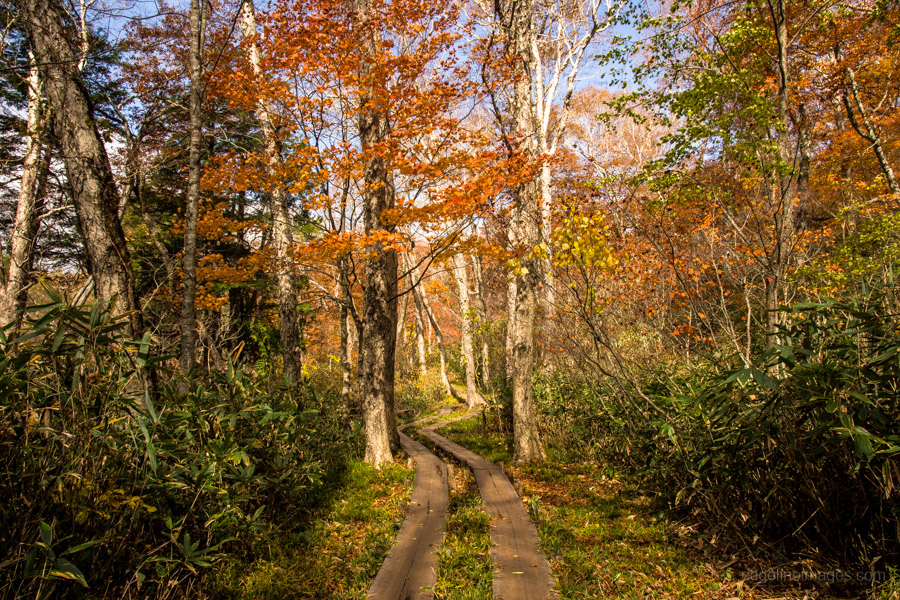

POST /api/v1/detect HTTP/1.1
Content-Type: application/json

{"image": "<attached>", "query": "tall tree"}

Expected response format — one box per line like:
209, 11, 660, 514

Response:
239, 0, 304, 381
180, 0, 204, 377
471, 253, 490, 387
0, 51, 47, 327
339, 256, 355, 407
15, 0, 143, 336
352, 0, 399, 465
452, 252, 481, 407
412, 280, 428, 378
496, 0, 546, 463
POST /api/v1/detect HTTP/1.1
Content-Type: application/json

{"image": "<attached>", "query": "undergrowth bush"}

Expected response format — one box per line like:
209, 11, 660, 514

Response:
395, 368, 451, 422
0, 290, 357, 599
664, 284, 900, 566
539, 282, 900, 569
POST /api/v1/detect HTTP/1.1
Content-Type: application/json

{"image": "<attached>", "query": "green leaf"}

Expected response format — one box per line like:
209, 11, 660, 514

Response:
48, 558, 88, 587
136, 331, 152, 368
138, 418, 157, 474
145, 389, 157, 424
751, 368, 777, 391
39, 521, 52, 548
52, 324, 66, 353
853, 429, 874, 460
849, 391, 872, 405
60, 539, 101, 556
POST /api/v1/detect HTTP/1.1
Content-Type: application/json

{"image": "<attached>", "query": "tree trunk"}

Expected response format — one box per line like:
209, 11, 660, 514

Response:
395, 276, 409, 357
413, 283, 428, 378
503, 0, 545, 463
339, 255, 359, 411
240, 0, 304, 381
180, 0, 204, 377
340, 299, 353, 407
1, 53, 46, 328
409, 254, 454, 398
540, 162, 554, 316
510, 184, 545, 463
452, 253, 481, 408
17, 0, 143, 337
841, 66, 900, 195
767, 0, 795, 354
505, 277, 516, 381
353, 0, 398, 466
471, 254, 490, 387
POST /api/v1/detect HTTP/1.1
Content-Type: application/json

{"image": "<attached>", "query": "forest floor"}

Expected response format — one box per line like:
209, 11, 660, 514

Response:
207, 460, 414, 599
436, 415, 887, 600
206, 405, 895, 600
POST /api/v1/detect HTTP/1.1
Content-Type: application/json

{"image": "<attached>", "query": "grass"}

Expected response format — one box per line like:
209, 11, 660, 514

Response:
207, 460, 412, 599
875, 568, 900, 600
518, 462, 734, 600
435, 414, 877, 600
437, 412, 511, 464
432, 466, 493, 600
203, 404, 900, 600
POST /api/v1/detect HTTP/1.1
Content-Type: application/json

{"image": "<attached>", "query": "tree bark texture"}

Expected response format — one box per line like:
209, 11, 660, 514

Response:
506, 277, 516, 380
502, 0, 545, 463
353, 0, 398, 466
180, 0, 204, 376
452, 254, 480, 408
339, 255, 359, 411
767, 0, 797, 353
413, 286, 428, 378
340, 299, 353, 407
17, 0, 143, 336
395, 278, 409, 355
1, 54, 47, 328
471, 254, 490, 387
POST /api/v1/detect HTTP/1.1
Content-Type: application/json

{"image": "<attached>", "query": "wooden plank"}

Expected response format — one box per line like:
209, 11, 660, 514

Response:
420, 424, 556, 600
368, 432, 449, 600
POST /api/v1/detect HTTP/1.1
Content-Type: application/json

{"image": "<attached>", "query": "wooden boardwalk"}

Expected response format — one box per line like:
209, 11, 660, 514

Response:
367, 431, 449, 600
368, 409, 555, 600
421, 420, 556, 600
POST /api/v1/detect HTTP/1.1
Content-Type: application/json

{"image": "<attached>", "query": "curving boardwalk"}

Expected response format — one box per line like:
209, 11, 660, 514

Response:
368, 431, 449, 600
420, 418, 556, 600
368, 409, 555, 600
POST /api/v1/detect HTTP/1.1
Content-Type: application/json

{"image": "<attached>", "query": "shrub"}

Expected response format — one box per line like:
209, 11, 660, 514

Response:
0, 289, 356, 599
662, 284, 900, 565
537, 282, 900, 568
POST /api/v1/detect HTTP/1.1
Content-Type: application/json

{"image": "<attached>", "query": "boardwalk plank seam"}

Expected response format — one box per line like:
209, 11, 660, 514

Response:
367, 432, 449, 600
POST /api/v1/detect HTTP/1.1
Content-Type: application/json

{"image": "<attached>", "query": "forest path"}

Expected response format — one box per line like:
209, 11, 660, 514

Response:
367, 426, 449, 600
420, 412, 556, 600
369, 407, 555, 599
